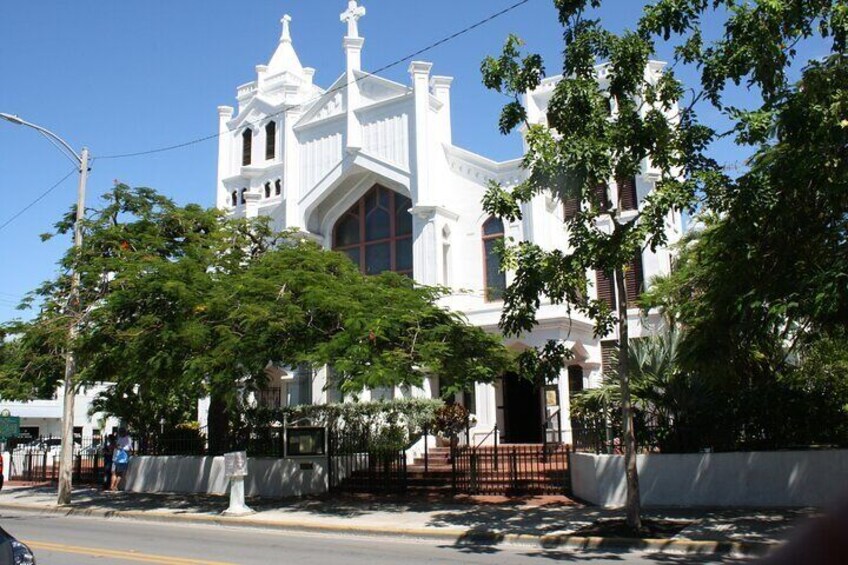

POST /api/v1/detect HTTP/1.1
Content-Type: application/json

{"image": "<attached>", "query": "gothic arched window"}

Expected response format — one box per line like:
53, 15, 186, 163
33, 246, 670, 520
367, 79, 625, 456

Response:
242, 129, 252, 166
275, 179, 282, 196
264, 182, 271, 199
231, 191, 238, 207
482, 216, 506, 302
265, 121, 276, 161
332, 186, 413, 277
240, 188, 247, 205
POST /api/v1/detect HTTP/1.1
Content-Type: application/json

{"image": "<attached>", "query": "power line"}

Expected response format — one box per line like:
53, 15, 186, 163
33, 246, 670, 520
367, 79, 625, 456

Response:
0, 169, 76, 234
97, 0, 533, 161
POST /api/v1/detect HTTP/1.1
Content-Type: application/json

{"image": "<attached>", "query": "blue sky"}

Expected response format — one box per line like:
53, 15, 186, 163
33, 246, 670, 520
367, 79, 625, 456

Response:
0, 1, 824, 322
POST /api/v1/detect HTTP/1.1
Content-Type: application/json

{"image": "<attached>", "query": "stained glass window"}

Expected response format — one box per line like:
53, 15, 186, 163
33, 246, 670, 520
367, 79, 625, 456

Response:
333, 186, 413, 277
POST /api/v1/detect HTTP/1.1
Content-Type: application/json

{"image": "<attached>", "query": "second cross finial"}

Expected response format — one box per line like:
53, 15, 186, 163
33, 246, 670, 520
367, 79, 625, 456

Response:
341, 1, 366, 39
280, 14, 292, 43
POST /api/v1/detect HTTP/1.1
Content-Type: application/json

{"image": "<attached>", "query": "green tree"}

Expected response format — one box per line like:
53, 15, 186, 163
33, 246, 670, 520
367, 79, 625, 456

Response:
482, 0, 846, 530
482, 10, 702, 532
1, 185, 511, 455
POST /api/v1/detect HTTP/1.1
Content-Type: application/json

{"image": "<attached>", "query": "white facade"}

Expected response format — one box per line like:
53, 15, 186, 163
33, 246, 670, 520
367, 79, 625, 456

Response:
213, 3, 683, 444
0, 384, 119, 440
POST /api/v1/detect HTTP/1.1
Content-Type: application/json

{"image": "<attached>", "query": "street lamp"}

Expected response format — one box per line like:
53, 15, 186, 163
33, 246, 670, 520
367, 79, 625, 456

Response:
0, 112, 90, 506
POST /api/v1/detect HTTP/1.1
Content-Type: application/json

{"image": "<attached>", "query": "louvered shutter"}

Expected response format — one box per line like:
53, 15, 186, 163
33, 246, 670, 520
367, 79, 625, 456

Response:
619, 177, 638, 211
563, 196, 580, 220
595, 270, 615, 309
601, 340, 618, 376
625, 253, 644, 307
594, 183, 611, 212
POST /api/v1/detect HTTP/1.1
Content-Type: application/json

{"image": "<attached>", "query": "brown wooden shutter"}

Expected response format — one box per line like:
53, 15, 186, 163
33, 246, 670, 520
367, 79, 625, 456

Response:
595, 270, 615, 309
619, 177, 638, 211
625, 253, 644, 307
601, 340, 618, 376
242, 129, 252, 166
567, 365, 584, 393
594, 183, 610, 212
563, 196, 580, 220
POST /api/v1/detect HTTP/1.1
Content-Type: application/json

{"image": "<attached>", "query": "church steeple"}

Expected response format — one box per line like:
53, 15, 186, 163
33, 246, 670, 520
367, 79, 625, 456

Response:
266, 14, 304, 77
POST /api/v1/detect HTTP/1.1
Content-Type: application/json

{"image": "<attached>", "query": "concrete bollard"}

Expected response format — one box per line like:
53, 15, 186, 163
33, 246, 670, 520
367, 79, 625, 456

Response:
222, 451, 254, 516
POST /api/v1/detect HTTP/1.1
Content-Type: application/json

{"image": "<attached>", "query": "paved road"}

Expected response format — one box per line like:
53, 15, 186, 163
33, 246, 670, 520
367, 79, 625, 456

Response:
0, 510, 751, 564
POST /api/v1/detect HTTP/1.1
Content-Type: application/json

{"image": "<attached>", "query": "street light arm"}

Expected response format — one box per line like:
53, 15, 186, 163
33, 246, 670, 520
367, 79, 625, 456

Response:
37, 130, 83, 168
0, 113, 83, 165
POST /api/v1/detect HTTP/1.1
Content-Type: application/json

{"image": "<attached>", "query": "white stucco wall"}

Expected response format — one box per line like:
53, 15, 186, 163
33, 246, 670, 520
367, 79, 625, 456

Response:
571, 450, 848, 508
123, 456, 328, 499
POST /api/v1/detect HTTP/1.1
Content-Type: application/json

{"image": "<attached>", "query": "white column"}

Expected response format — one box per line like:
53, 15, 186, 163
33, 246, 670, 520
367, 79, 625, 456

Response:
558, 365, 573, 445
344, 37, 364, 152
216, 106, 234, 208
244, 192, 261, 219
412, 207, 438, 286
255, 64, 268, 90
341, 1, 366, 153
409, 61, 433, 203
283, 108, 302, 229
430, 76, 453, 145
475, 382, 496, 431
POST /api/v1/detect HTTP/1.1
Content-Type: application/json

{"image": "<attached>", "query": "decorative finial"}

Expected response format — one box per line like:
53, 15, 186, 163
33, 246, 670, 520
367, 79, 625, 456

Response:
341, 1, 366, 39
280, 14, 292, 43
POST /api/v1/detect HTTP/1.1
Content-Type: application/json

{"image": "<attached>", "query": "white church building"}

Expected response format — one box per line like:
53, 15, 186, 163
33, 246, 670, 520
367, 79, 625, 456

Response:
211, 2, 683, 445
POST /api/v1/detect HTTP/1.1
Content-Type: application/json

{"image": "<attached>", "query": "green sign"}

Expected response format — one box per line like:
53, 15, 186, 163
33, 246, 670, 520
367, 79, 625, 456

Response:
0, 416, 20, 440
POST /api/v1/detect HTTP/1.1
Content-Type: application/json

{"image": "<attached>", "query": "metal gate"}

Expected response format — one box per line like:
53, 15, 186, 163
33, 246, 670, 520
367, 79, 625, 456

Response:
328, 423, 571, 496
452, 442, 570, 495
328, 425, 409, 494
7, 436, 104, 486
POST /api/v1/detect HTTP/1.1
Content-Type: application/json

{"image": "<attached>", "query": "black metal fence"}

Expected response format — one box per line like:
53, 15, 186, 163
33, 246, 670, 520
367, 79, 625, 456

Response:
571, 425, 720, 454
6, 435, 105, 485
327, 424, 413, 494
134, 424, 326, 458
453, 442, 570, 495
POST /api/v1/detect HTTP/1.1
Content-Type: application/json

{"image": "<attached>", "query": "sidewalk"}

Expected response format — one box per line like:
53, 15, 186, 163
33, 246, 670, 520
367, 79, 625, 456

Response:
0, 485, 812, 557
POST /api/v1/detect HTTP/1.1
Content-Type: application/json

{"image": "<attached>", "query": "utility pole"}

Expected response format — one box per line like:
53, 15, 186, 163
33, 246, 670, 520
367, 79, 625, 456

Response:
0, 113, 89, 506
57, 147, 89, 505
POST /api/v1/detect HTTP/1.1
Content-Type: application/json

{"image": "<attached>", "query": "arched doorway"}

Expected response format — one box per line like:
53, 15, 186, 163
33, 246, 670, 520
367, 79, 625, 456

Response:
502, 372, 543, 443
332, 185, 413, 276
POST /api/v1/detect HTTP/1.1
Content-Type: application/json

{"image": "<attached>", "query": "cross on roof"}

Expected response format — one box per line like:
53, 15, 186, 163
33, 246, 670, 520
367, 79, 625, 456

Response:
280, 14, 292, 43
341, 0, 366, 39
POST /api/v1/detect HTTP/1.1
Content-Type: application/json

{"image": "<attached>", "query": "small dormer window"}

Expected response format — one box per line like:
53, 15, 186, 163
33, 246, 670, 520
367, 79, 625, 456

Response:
231, 191, 238, 207
275, 179, 282, 196
265, 121, 276, 161
242, 129, 253, 166
240, 188, 247, 205
264, 182, 271, 199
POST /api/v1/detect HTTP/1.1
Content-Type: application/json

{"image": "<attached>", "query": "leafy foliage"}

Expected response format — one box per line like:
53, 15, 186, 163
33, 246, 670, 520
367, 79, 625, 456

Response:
0, 186, 511, 445
484, 0, 847, 529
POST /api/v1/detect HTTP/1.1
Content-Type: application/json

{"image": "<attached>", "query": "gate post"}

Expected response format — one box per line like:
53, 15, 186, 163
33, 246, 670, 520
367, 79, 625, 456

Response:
424, 425, 429, 475
510, 447, 518, 493
327, 424, 334, 493
470, 451, 478, 493
450, 435, 458, 494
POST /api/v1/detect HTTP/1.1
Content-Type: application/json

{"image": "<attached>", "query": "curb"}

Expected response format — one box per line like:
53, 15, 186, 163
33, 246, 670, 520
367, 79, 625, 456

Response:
0, 501, 775, 557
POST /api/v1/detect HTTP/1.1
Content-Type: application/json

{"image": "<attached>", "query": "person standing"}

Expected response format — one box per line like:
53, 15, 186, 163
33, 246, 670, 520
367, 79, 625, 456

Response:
110, 428, 132, 491
102, 434, 116, 490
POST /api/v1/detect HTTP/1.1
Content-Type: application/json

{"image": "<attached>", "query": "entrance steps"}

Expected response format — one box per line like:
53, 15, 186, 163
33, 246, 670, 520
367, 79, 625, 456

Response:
338, 443, 570, 496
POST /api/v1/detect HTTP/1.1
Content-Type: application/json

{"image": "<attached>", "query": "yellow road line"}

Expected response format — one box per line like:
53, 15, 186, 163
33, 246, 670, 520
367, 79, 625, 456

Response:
23, 540, 236, 565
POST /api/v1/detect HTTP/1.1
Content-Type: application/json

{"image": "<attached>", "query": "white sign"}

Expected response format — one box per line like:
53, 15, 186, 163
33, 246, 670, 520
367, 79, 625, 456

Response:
224, 451, 248, 478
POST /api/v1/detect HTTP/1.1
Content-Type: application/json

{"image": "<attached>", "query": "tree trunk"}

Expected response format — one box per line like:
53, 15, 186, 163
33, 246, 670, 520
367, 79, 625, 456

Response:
615, 266, 642, 532
207, 394, 229, 455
